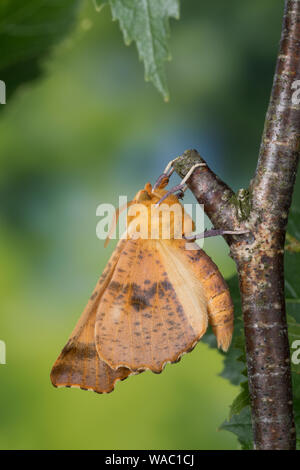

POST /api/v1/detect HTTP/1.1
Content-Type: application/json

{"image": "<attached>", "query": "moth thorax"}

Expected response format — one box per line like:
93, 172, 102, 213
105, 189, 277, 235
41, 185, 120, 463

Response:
126, 201, 193, 240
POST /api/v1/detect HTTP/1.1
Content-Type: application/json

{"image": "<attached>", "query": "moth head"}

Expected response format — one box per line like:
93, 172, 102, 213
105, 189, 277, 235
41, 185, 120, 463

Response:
127, 181, 194, 241
134, 181, 180, 207
134, 185, 152, 203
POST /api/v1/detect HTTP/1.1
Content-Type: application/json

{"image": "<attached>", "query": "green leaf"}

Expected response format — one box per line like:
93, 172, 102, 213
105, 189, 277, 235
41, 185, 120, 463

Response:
203, 274, 253, 448
285, 208, 300, 379
287, 314, 300, 374
108, 0, 180, 100
292, 374, 300, 450
229, 381, 250, 419
203, 275, 246, 385
220, 406, 253, 450
285, 207, 300, 309
0, 0, 81, 102
286, 207, 300, 242
220, 276, 246, 385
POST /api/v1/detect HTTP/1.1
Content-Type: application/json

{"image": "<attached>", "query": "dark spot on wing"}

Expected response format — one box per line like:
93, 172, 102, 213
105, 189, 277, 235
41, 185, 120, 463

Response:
90, 291, 98, 300
109, 281, 122, 292
160, 280, 173, 291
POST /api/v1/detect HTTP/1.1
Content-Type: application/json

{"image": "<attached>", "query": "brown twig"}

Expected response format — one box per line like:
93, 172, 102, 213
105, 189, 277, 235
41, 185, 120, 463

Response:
173, 1, 300, 450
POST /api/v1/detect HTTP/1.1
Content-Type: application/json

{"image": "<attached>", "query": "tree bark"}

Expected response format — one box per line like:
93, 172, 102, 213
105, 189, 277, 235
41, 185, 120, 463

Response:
173, 0, 300, 449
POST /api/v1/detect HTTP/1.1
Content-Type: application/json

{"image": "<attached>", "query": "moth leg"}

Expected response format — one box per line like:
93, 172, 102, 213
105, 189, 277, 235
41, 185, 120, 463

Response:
154, 182, 187, 206
155, 163, 206, 206
184, 228, 250, 241
152, 156, 188, 191
163, 156, 182, 175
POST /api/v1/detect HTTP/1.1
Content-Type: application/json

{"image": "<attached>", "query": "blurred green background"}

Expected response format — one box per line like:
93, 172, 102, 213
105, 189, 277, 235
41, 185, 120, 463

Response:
0, 0, 298, 450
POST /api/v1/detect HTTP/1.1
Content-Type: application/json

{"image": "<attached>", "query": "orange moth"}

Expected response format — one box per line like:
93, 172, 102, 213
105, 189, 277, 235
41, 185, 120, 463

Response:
51, 168, 234, 394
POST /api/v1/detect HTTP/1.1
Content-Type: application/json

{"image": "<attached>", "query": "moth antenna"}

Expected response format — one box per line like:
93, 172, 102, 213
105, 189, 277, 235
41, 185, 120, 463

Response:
184, 228, 250, 241
179, 163, 206, 185
104, 200, 134, 247
154, 183, 188, 207
155, 163, 206, 207
152, 172, 172, 192
152, 174, 170, 192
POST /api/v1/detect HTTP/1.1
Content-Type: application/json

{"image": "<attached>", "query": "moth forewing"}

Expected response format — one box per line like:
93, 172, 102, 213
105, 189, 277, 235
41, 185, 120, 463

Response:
50, 239, 133, 394
95, 236, 211, 373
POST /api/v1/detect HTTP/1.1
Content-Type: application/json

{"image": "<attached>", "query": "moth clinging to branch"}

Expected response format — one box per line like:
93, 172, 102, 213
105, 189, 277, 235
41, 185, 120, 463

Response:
51, 158, 246, 394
